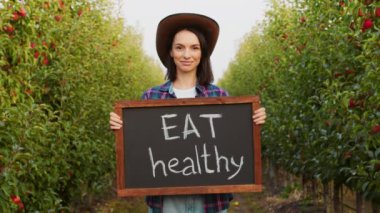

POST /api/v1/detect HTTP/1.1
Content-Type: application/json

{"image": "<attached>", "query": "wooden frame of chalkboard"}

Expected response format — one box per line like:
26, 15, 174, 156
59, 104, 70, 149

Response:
114, 96, 262, 197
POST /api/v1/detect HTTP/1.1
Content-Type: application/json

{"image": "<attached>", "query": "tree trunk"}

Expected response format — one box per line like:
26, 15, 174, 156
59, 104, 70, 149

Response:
333, 181, 342, 213
323, 182, 329, 212
373, 200, 380, 213
267, 159, 276, 195
307, 178, 318, 206
356, 192, 362, 213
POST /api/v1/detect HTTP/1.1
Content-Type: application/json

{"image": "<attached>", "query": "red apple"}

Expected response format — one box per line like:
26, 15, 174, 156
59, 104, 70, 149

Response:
17, 7, 27, 17
344, 151, 352, 160
3, 24, 15, 33
10, 195, 21, 204
300, 16, 306, 23
371, 125, 380, 134
34, 51, 39, 59
12, 12, 20, 21
42, 41, 48, 47
54, 15, 62, 22
77, 9, 83, 16
24, 89, 33, 95
50, 42, 56, 49
43, 56, 49, 65
362, 19, 373, 32
376, 8, 380, 18
349, 99, 356, 108
358, 8, 364, 17
58, 0, 64, 9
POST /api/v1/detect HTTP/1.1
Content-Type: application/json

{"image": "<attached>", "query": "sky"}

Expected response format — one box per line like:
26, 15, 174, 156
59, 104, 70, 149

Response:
115, 0, 270, 82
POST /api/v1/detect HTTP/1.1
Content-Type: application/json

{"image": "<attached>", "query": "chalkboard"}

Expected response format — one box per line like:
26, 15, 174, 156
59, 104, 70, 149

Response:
114, 96, 262, 197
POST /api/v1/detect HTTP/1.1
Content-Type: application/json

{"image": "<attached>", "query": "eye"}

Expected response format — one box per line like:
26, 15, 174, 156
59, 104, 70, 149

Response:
175, 46, 182, 50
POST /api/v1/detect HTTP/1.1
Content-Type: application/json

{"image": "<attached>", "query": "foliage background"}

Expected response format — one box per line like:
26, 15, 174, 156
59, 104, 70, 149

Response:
1, 0, 379, 211
220, 0, 380, 205
0, 0, 163, 211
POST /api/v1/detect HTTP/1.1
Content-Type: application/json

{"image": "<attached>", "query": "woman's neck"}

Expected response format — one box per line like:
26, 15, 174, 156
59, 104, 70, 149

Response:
173, 72, 197, 89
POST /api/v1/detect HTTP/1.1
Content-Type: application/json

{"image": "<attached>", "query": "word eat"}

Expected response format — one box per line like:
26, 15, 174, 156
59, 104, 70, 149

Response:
161, 113, 222, 140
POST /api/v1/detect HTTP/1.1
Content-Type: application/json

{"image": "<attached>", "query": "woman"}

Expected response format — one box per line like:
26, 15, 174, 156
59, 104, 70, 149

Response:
110, 13, 266, 213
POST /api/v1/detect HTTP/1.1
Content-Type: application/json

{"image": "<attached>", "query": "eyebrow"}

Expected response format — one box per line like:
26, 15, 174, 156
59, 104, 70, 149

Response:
173, 43, 200, 47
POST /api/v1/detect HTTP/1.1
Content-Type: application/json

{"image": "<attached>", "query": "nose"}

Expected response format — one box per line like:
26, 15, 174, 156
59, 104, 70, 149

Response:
183, 48, 191, 58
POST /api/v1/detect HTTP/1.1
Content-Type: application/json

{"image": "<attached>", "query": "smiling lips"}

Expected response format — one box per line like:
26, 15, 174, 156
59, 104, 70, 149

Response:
180, 61, 193, 66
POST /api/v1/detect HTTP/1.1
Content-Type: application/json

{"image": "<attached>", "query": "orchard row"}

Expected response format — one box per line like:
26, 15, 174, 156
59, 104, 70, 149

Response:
220, 0, 379, 204
1, 0, 163, 211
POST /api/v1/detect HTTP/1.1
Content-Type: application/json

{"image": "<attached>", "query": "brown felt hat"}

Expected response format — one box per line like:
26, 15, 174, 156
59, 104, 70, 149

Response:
156, 13, 219, 67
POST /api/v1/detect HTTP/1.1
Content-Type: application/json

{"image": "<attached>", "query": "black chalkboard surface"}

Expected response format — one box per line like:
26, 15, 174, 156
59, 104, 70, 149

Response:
114, 96, 262, 197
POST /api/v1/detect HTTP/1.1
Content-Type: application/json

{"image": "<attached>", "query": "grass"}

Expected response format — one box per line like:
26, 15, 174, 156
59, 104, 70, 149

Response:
95, 197, 147, 213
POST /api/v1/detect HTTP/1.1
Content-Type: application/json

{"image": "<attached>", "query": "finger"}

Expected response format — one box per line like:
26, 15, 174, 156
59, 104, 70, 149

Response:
254, 107, 265, 114
255, 114, 267, 121
252, 112, 266, 120
110, 112, 121, 120
253, 108, 266, 118
110, 117, 123, 125
110, 115, 121, 121
110, 120, 123, 127
254, 116, 266, 122
252, 112, 265, 119
110, 125, 122, 130
254, 120, 265, 125
110, 114, 123, 124
253, 116, 266, 124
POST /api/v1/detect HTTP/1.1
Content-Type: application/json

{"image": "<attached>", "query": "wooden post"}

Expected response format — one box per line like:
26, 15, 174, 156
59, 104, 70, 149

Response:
323, 182, 329, 212
333, 181, 342, 213
356, 192, 363, 213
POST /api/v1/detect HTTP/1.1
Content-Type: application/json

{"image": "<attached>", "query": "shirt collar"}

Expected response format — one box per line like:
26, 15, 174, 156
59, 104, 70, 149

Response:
159, 81, 207, 96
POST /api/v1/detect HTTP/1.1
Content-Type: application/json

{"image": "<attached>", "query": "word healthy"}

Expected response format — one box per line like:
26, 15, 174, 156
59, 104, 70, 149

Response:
148, 113, 245, 180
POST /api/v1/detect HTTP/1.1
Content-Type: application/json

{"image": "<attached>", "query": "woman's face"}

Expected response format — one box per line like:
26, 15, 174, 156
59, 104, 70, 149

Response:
170, 29, 201, 75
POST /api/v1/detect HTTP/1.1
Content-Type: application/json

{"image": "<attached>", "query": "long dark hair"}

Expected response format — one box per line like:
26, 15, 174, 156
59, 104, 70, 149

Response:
165, 27, 214, 85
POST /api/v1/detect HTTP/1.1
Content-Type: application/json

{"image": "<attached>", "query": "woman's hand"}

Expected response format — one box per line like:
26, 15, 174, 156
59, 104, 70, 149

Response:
252, 107, 266, 125
110, 112, 123, 130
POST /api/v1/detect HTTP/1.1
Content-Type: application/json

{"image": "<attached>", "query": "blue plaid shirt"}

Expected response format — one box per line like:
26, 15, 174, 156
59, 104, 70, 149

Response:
142, 81, 233, 213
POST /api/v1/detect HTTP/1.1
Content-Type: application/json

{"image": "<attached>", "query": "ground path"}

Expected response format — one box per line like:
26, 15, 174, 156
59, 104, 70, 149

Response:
94, 191, 325, 213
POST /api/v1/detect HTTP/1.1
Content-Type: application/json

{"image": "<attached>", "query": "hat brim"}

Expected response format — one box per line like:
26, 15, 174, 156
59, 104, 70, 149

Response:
156, 13, 219, 67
